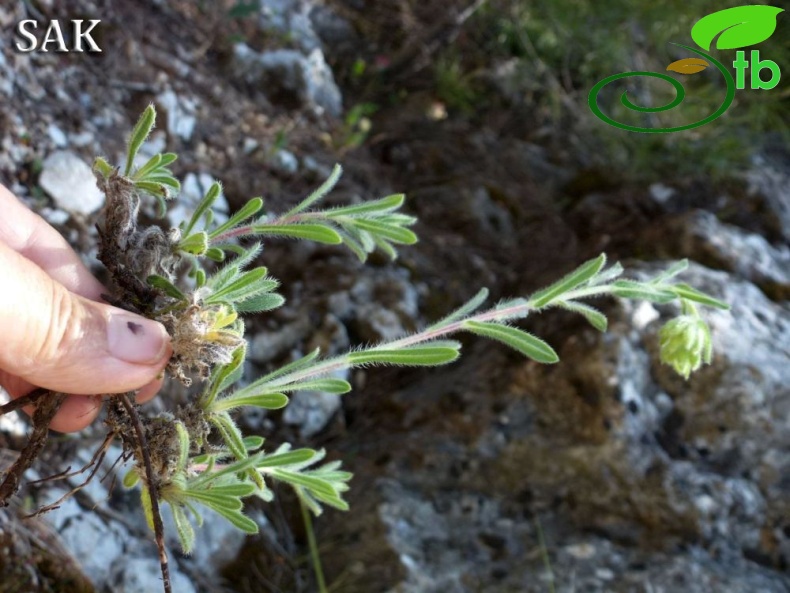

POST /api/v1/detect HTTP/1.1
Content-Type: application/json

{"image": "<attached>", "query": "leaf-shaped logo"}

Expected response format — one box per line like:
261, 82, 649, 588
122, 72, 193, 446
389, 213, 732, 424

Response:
667, 57, 709, 74
691, 5, 784, 50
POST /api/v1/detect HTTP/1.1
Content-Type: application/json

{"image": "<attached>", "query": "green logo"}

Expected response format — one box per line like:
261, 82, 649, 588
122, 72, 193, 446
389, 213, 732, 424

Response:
589, 5, 784, 133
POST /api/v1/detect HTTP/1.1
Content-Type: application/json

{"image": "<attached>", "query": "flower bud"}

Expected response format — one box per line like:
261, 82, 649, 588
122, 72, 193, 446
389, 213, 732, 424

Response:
658, 314, 713, 379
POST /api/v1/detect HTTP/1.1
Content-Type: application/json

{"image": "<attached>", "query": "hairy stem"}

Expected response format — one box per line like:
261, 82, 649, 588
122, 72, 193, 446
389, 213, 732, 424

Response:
118, 394, 171, 593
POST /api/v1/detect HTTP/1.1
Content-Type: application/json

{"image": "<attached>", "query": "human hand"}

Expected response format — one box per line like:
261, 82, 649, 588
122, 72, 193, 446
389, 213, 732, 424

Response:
0, 183, 172, 432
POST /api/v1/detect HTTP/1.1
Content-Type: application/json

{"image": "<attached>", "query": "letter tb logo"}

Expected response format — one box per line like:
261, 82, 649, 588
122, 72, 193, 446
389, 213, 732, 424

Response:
589, 5, 784, 133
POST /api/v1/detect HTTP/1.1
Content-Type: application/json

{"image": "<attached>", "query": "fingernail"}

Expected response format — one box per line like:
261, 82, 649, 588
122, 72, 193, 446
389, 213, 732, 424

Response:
108, 313, 170, 364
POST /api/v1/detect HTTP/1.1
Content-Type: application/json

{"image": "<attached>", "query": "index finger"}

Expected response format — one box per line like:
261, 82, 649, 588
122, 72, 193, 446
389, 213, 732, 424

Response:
0, 183, 105, 300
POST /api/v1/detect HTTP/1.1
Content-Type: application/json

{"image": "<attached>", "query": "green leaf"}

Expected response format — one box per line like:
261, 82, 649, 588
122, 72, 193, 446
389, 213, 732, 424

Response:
185, 489, 244, 511
334, 228, 368, 262
205, 247, 226, 262
557, 301, 608, 332
205, 505, 258, 534
373, 236, 398, 260
207, 267, 272, 302
250, 349, 321, 386
691, 5, 784, 50
283, 164, 342, 216
650, 259, 689, 285
93, 156, 114, 177
243, 436, 265, 451
189, 452, 262, 488
125, 105, 156, 175
463, 321, 559, 363
326, 194, 405, 217
135, 180, 171, 199
279, 378, 351, 394
179, 231, 209, 256
251, 223, 343, 245
171, 505, 195, 555
208, 414, 248, 464
175, 421, 191, 471
257, 449, 317, 469
202, 344, 247, 409
529, 254, 607, 308
671, 283, 730, 310
198, 483, 257, 497
132, 153, 162, 180
209, 197, 264, 239
349, 341, 461, 366
610, 280, 677, 303
207, 243, 263, 291
195, 269, 206, 288
352, 219, 418, 244
588, 262, 624, 286
425, 288, 489, 330
122, 469, 139, 488
270, 469, 338, 499
234, 293, 285, 313
147, 274, 186, 300
210, 392, 289, 412
185, 181, 222, 236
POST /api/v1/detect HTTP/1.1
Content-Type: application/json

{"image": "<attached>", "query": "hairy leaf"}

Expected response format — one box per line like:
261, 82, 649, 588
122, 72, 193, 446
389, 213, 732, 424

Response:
125, 105, 156, 175
529, 254, 607, 307
284, 164, 342, 216
671, 283, 730, 310
610, 280, 677, 303
463, 321, 559, 363
349, 341, 461, 366
251, 223, 343, 244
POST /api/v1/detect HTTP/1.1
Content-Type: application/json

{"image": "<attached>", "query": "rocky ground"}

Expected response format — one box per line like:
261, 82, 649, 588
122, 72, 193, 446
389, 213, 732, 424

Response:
0, 1, 788, 592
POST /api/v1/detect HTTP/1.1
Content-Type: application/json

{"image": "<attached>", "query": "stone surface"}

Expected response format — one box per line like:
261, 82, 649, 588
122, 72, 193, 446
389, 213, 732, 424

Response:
283, 368, 349, 437
106, 558, 196, 593
156, 89, 198, 142
233, 44, 342, 117
39, 151, 104, 215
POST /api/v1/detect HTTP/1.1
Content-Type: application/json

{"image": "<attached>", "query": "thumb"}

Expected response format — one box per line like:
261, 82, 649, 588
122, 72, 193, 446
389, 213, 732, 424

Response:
0, 241, 171, 395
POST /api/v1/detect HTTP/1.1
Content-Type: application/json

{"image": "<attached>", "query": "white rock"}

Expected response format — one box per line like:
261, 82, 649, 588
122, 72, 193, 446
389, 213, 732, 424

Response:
157, 89, 198, 141
271, 148, 299, 174
47, 123, 67, 147
39, 151, 104, 214
233, 44, 342, 117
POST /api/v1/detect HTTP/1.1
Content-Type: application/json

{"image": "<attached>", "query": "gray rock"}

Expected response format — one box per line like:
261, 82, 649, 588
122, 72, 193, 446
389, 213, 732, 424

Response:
233, 44, 342, 117
0, 50, 14, 96
283, 367, 348, 437
248, 317, 314, 363
348, 260, 790, 593
47, 123, 67, 147
353, 304, 405, 342
678, 210, 790, 288
39, 150, 105, 214
649, 182, 676, 204
270, 148, 299, 174
260, 0, 321, 53
156, 89, 198, 141
748, 152, 790, 242
106, 557, 197, 593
